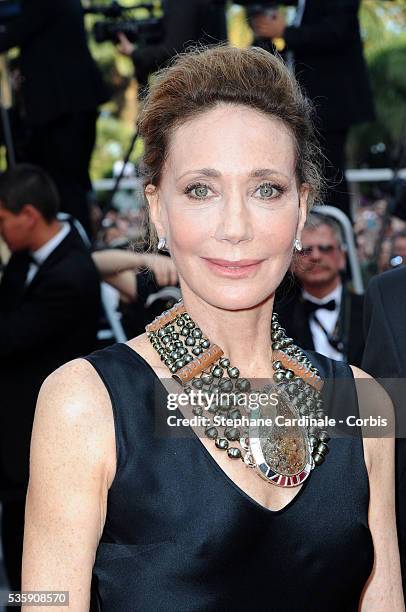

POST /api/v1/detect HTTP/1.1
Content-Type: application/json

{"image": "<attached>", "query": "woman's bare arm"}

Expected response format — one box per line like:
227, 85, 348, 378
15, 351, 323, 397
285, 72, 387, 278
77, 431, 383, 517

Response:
103, 270, 138, 303
92, 249, 146, 276
22, 359, 116, 611
92, 249, 179, 299
351, 366, 405, 611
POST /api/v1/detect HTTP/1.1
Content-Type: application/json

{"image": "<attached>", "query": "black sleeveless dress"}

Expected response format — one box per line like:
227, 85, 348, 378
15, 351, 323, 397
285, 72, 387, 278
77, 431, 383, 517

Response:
86, 343, 374, 612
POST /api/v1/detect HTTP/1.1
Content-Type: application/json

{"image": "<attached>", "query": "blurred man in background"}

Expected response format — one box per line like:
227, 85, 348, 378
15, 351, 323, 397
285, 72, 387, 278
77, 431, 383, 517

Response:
247, 0, 375, 218
276, 213, 364, 366
0, 0, 110, 236
0, 164, 100, 599
116, 0, 227, 86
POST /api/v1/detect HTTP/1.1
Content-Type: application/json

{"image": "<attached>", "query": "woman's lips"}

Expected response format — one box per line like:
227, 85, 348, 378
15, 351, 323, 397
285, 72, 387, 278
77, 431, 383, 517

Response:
202, 257, 264, 278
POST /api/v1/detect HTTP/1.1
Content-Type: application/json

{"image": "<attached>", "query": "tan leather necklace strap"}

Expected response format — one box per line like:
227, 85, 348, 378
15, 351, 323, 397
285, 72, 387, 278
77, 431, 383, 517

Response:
145, 301, 186, 332
273, 350, 324, 392
173, 345, 224, 384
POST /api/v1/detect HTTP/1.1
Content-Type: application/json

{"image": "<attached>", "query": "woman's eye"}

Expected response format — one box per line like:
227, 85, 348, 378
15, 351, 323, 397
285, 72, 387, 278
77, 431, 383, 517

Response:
183, 181, 285, 201
255, 183, 283, 199
184, 183, 211, 199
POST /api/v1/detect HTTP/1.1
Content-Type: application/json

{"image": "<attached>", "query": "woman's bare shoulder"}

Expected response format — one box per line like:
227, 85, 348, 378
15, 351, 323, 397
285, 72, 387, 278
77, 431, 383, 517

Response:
349, 364, 395, 477
33, 358, 116, 485
38, 357, 112, 423
349, 365, 373, 380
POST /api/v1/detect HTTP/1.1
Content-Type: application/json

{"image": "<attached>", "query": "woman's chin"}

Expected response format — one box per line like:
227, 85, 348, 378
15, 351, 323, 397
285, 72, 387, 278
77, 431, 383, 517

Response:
192, 287, 274, 313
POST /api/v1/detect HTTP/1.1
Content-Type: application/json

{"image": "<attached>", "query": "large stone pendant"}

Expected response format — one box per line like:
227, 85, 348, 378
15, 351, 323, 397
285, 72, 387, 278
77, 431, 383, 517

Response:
248, 388, 313, 488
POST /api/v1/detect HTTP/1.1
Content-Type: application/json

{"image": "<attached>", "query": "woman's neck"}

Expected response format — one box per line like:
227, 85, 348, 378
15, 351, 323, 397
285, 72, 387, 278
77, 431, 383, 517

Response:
181, 289, 275, 379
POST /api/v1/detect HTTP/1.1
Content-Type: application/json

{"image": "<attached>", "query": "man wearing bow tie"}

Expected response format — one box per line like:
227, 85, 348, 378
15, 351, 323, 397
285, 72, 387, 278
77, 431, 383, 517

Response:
276, 213, 364, 366
0, 164, 100, 599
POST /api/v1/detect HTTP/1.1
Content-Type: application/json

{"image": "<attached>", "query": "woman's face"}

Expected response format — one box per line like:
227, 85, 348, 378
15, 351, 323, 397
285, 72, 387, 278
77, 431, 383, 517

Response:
147, 104, 308, 311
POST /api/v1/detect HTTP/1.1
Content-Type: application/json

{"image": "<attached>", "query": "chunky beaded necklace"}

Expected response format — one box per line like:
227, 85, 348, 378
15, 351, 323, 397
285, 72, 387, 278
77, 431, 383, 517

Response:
146, 299, 330, 488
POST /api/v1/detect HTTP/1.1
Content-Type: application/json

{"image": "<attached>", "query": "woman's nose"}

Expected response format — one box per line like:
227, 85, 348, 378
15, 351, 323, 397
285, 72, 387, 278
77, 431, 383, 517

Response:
213, 195, 253, 245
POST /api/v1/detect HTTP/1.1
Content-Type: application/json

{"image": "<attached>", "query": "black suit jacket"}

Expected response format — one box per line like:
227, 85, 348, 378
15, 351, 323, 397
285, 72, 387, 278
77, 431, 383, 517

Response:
275, 282, 365, 367
0, 225, 101, 497
362, 267, 406, 592
0, 0, 110, 125
248, 0, 375, 130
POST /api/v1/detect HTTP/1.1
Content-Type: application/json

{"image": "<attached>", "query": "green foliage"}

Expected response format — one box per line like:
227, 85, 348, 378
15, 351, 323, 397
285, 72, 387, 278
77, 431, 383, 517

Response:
345, 1, 406, 168
349, 9, 406, 169
90, 114, 144, 179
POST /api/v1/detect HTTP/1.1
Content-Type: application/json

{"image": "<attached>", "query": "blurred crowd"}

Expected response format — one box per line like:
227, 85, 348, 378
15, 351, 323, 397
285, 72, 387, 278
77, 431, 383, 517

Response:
355, 199, 406, 272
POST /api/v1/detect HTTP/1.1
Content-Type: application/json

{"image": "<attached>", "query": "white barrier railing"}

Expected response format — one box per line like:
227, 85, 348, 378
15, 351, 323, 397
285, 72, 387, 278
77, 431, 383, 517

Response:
346, 168, 406, 182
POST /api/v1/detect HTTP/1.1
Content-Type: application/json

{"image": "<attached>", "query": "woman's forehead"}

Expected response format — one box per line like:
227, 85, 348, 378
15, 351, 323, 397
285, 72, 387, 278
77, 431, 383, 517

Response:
164, 104, 296, 180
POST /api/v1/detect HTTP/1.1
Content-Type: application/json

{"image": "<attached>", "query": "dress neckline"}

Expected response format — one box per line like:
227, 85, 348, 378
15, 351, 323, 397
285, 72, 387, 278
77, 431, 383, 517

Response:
118, 342, 313, 516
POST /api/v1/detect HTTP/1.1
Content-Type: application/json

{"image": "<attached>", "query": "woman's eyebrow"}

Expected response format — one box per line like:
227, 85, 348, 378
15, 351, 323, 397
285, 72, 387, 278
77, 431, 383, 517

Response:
249, 168, 289, 179
176, 168, 221, 181
176, 167, 289, 181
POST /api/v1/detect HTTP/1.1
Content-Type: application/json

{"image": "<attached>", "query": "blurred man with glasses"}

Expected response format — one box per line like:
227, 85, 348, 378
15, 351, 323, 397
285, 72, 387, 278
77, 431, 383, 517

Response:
276, 212, 364, 365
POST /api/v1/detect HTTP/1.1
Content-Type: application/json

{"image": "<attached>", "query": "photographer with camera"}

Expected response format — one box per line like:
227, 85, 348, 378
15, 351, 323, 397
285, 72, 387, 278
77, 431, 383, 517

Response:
115, 0, 227, 86
0, 0, 110, 236
242, 0, 375, 219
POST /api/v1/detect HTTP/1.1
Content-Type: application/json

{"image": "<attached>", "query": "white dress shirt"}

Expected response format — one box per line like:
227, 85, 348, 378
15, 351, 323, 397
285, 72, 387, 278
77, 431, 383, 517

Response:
25, 222, 71, 286
302, 283, 344, 361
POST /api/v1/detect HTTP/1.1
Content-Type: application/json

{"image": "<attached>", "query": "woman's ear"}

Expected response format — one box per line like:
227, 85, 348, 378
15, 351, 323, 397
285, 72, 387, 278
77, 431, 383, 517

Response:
145, 184, 166, 237
297, 183, 310, 236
